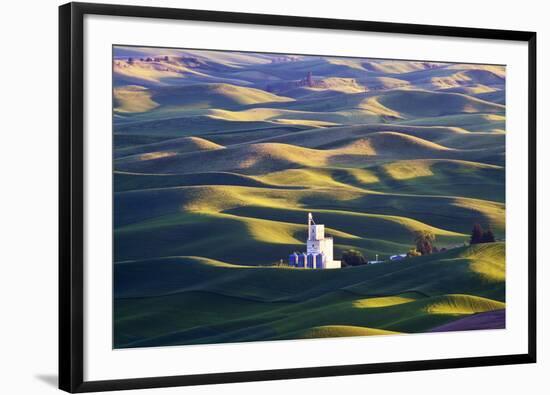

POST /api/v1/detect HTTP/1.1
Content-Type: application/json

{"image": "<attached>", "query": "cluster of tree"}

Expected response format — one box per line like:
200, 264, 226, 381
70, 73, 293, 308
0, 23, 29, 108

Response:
341, 249, 367, 267
270, 56, 299, 63
407, 230, 449, 257
470, 223, 495, 244
128, 56, 170, 63
413, 230, 436, 255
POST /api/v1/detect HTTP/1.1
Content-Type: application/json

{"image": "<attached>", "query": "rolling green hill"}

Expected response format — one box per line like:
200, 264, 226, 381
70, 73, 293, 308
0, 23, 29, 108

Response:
113, 46, 507, 348
114, 243, 505, 347
376, 90, 505, 118
113, 178, 504, 265
114, 136, 224, 159
150, 83, 294, 108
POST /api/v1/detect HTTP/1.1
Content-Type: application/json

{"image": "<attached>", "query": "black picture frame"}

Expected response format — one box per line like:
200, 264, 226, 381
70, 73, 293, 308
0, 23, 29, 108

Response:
59, 2, 537, 392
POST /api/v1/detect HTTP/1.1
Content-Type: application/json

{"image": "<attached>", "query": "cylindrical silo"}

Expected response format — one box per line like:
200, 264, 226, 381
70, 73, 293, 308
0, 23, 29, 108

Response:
289, 253, 298, 267
298, 253, 307, 268
315, 253, 324, 269
307, 253, 315, 268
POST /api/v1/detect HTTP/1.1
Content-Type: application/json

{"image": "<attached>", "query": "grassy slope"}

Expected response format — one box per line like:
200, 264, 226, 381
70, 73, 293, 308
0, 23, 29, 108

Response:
115, 134, 503, 175
150, 83, 294, 108
114, 243, 505, 347
376, 90, 505, 118
398, 113, 505, 133
114, 85, 159, 113
113, 177, 506, 263
114, 136, 224, 159
112, 49, 507, 348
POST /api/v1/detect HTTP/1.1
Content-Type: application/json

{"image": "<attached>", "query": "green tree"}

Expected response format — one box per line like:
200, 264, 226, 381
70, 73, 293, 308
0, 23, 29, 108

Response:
414, 230, 436, 255
482, 227, 496, 243
342, 249, 366, 267
470, 223, 484, 245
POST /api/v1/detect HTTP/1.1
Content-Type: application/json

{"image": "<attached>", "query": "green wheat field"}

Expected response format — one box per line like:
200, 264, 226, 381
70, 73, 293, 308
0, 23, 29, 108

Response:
113, 46, 505, 348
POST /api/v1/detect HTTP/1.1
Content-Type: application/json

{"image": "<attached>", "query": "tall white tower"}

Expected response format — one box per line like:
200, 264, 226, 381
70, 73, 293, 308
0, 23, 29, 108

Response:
306, 213, 340, 268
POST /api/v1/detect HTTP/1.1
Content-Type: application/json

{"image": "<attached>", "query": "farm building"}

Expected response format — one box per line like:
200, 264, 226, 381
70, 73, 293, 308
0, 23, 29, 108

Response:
390, 254, 407, 261
288, 213, 341, 269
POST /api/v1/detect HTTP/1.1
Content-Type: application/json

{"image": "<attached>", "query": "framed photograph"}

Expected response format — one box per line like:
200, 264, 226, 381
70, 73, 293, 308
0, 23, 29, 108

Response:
59, 2, 537, 392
